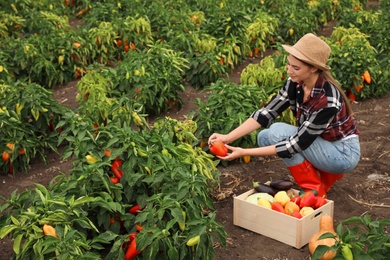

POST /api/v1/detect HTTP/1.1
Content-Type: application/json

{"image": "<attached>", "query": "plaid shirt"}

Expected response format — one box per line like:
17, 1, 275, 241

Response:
251, 75, 359, 158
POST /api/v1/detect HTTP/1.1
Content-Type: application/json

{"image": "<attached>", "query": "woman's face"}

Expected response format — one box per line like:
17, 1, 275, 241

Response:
286, 55, 314, 83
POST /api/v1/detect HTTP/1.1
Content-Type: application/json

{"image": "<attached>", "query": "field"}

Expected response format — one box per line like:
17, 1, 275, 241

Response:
1, 1, 389, 259
1, 53, 390, 260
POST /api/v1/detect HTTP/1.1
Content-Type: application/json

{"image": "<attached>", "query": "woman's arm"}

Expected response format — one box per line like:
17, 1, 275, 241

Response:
208, 118, 261, 144
218, 144, 277, 161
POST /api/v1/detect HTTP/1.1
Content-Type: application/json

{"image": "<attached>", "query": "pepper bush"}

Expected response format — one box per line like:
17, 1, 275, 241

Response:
192, 79, 269, 153
0, 82, 66, 175
325, 27, 382, 100
312, 214, 390, 259
1, 112, 227, 259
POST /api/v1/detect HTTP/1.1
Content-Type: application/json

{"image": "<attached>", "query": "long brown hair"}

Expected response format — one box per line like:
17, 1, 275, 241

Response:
294, 55, 354, 116
320, 70, 353, 116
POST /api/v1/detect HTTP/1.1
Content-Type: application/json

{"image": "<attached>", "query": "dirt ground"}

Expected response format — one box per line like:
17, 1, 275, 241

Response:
1, 29, 390, 260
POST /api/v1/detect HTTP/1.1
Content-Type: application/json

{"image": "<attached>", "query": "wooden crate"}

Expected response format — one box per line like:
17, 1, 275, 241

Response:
233, 189, 334, 249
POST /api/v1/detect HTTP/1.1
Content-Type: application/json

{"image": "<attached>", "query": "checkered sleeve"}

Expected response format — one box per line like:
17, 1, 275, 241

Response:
250, 80, 294, 128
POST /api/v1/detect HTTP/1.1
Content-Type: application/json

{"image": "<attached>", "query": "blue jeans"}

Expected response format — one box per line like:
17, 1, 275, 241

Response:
257, 122, 361, 174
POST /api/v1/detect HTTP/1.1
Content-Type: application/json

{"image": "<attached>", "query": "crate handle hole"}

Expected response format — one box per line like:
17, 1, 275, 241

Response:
314, 211, 322, 218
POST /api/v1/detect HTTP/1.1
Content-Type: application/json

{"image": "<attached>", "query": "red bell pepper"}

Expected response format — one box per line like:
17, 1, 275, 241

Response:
313, 196, 327, 209
290, 195, 301, 205
300, 191, 317, 208
209, 140, 228, 157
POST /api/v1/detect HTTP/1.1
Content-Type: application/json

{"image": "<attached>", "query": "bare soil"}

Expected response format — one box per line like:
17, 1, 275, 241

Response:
1, 26, 390, 260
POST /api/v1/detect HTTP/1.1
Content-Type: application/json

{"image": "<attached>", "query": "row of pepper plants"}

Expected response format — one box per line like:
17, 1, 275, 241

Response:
0, 0, 389, 259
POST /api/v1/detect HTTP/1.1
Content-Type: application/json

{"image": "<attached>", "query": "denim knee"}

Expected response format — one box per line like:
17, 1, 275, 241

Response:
257, 123, 297, 147
257, 129, 270, 147
268, 123, 297, 144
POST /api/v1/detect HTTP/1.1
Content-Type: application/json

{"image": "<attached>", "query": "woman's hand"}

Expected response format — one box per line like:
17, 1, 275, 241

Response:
208, 118, 261, 146
217, 144, 245, 161
208, 133, 230, 145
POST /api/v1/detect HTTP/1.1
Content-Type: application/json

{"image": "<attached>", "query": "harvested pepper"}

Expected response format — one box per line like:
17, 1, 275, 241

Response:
290, 195, 301, 206
300, 191, 317, 208
209, 140, 228, 157
313, 196, 327, 209
271, 202, 285, 214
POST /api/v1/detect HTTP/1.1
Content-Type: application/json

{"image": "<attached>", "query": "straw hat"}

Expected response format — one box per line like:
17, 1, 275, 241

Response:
282, 33, 331, 71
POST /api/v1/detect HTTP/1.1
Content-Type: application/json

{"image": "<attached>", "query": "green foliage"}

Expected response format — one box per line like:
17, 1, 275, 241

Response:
262, 0, 320, 42
334, 2, 390, 95
0, 183, 113, 260
0, 111, 226, 259
312, 214, 390, 260
0, 1, 389, 259
185, 51, 229, 89
326, 27, 384, 99
240, 56, 284, 92
75, 68, 117, 124
192, 78, 269, 150
245, 12, 279, 56
114, 42, 189, 114
0, 82, 67, 174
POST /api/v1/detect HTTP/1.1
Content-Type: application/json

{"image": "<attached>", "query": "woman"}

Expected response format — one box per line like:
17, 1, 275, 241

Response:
208, 33, 360, 197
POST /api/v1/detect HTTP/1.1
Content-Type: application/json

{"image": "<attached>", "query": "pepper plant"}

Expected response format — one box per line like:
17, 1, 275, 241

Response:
312, 213, 390, 260
325, 27, 381, 100
0, 182, 113, 260
245, 11, 279, 57
51, 111, 226, 259
114, 41, 189, 114
192, 79, 269, 153
0, 81, 67, 175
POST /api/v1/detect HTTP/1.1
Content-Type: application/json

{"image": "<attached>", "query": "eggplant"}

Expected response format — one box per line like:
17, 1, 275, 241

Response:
253, 182, 277, 196
269, 179, 294, 191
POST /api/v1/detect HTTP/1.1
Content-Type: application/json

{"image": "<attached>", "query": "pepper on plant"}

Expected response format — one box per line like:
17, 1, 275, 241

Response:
111, 158, 123, 179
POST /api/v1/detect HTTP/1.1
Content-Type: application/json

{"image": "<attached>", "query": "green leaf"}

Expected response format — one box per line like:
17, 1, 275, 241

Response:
0, 225, 18, 239
13, 234, 23, 255
168, 246, 179, 260
311, 244, 336, 260
46, 200, 67, 206
92, 231, 118, 244
0, 202, 10, 212
10, 215, 20, 226
72, 196, 96, 207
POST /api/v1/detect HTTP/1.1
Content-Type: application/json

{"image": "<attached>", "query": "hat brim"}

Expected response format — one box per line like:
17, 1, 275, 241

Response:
282, 44, 331, 71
